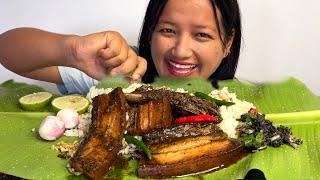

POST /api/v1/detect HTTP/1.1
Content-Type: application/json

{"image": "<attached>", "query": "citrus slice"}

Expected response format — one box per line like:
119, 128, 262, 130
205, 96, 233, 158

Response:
19, 92, 53, 111
51, 95, 90, 114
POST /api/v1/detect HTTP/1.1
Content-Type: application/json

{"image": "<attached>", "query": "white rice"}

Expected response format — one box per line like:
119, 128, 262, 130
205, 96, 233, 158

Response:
174, 88, 189, 93
64, 129, 83, 137
118, 136, 142, 157
86, 87, 113, 102
122, 83, 143, 93
86, 83, 142, 102
209, 87, 255, 138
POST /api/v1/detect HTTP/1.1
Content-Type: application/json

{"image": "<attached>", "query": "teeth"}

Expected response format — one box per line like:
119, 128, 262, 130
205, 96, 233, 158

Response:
175, 68, 191, 74
169, 61, 196, 69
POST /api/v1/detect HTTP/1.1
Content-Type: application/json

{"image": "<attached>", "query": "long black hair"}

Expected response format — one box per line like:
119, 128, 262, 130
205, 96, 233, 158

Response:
138, 0, 242, 85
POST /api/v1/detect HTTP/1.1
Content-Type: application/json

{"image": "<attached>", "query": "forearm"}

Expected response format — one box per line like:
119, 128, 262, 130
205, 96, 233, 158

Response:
0, 28, 76, 74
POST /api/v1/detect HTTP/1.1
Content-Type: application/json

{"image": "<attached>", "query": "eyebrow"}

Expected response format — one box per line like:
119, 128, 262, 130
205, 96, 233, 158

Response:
157, 20, 176, 26
194, 25, 217, 32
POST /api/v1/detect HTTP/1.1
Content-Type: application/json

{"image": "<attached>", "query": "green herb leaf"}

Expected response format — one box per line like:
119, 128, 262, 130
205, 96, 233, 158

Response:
194, 91, 235, 106
105, 160, 138, 179
124, 135, 152, 160
239, 132, 264, 148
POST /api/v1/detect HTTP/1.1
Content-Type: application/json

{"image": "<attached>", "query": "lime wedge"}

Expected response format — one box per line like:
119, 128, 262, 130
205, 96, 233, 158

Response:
51, 95, 90, 114
19, 92, 53, 111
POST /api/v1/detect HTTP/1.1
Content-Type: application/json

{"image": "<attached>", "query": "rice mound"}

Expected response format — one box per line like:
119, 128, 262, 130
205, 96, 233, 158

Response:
208, 87, 255, 138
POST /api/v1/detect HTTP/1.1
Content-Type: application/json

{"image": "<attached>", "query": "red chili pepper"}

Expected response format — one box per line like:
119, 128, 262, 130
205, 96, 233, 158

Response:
249, 108, 258, 114
175, 114, 218, 124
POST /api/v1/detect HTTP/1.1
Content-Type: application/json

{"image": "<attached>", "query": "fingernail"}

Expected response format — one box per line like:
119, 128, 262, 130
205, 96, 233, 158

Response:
132, 74, 140, 80
110, 69, 120, 76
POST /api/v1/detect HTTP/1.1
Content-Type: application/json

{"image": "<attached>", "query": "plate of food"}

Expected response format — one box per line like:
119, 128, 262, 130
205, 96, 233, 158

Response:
0, 77, 319, 179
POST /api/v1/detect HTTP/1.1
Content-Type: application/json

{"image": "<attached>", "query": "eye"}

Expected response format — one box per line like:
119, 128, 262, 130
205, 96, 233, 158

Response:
196, 33, 213, 40
159, 28, 175, 34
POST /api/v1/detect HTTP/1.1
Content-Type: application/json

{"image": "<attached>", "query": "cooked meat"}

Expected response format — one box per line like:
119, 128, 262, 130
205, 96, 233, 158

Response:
138, 136, 246, 178
143, 123, 225, 145
138, 123, 246, 178
69, 86, 246, 179
126, 96, 173, 135
151, 135, 229, 161
125, 106, 137, 133
135, 96, 173, 134
125, 93, 143, 103
132, 86, 221, 118
69, 88, 127, 179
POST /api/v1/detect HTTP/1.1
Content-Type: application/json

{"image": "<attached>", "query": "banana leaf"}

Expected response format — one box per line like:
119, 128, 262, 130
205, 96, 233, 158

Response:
0, 77, 319, 179
0, 80, 58, 113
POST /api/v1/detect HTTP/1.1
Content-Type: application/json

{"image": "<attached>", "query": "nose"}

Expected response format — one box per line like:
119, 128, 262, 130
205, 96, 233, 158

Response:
171, 34, 193, 59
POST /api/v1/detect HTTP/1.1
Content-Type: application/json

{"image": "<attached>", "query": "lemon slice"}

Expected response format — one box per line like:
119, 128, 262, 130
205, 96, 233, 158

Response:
51, 95, 90, 114
19, 92, 53, 111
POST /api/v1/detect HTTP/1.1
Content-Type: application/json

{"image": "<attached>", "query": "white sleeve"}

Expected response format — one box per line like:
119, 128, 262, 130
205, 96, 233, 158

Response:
56, 66, 98, 95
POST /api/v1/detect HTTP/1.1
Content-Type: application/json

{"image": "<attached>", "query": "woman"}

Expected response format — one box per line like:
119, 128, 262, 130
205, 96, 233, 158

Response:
140, 0, 241, 85
0, 0, 241, 94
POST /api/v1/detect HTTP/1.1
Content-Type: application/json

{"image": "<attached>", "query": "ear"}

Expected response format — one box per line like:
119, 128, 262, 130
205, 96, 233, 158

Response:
223, 29, 235, 58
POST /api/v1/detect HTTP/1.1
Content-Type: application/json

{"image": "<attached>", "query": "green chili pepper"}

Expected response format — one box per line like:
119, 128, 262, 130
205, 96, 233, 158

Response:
124, 135, 152, 160
194, 91, 235, 106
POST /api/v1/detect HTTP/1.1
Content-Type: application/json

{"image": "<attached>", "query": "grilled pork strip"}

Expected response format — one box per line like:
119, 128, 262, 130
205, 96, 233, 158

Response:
150, 135, 227, 156
143, 123, 225, 145
133, 86, 221, 118
69, 88, 127, 179
138, 137, 245, 178
135, 97, 173, 134
138, 123, 246, 178
126, 97, 173, 135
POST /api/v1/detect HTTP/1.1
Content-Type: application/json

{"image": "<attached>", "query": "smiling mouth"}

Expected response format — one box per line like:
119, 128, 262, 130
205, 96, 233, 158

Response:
167, 60, 197, 76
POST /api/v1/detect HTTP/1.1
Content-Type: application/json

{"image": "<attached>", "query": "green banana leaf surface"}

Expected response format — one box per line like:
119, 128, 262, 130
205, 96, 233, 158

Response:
0, 78, 319, 179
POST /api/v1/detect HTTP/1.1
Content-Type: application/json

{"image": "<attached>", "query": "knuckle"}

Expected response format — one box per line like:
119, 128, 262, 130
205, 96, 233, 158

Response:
111, 59, 122, 67
107, 30, 118, 36
139, 57, 147, 65
109, 49, 118, 57
117, 53, 127, 63
112, 31, 120, 36
109, 31, 122, 40
128, 51, 138, 61
119, 66, 130, 74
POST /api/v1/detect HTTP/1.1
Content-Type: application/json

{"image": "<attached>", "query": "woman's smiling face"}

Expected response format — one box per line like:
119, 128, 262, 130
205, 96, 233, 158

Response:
151, 0, 231, 79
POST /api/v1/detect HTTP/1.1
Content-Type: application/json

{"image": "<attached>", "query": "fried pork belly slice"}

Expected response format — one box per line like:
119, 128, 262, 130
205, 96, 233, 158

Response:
138, 135, 245, 178
143, 122, 225, 145
132, 86, 221, 118
126, 96, 173, 135
69, 88, 127, 179
136, 96, 173, 134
